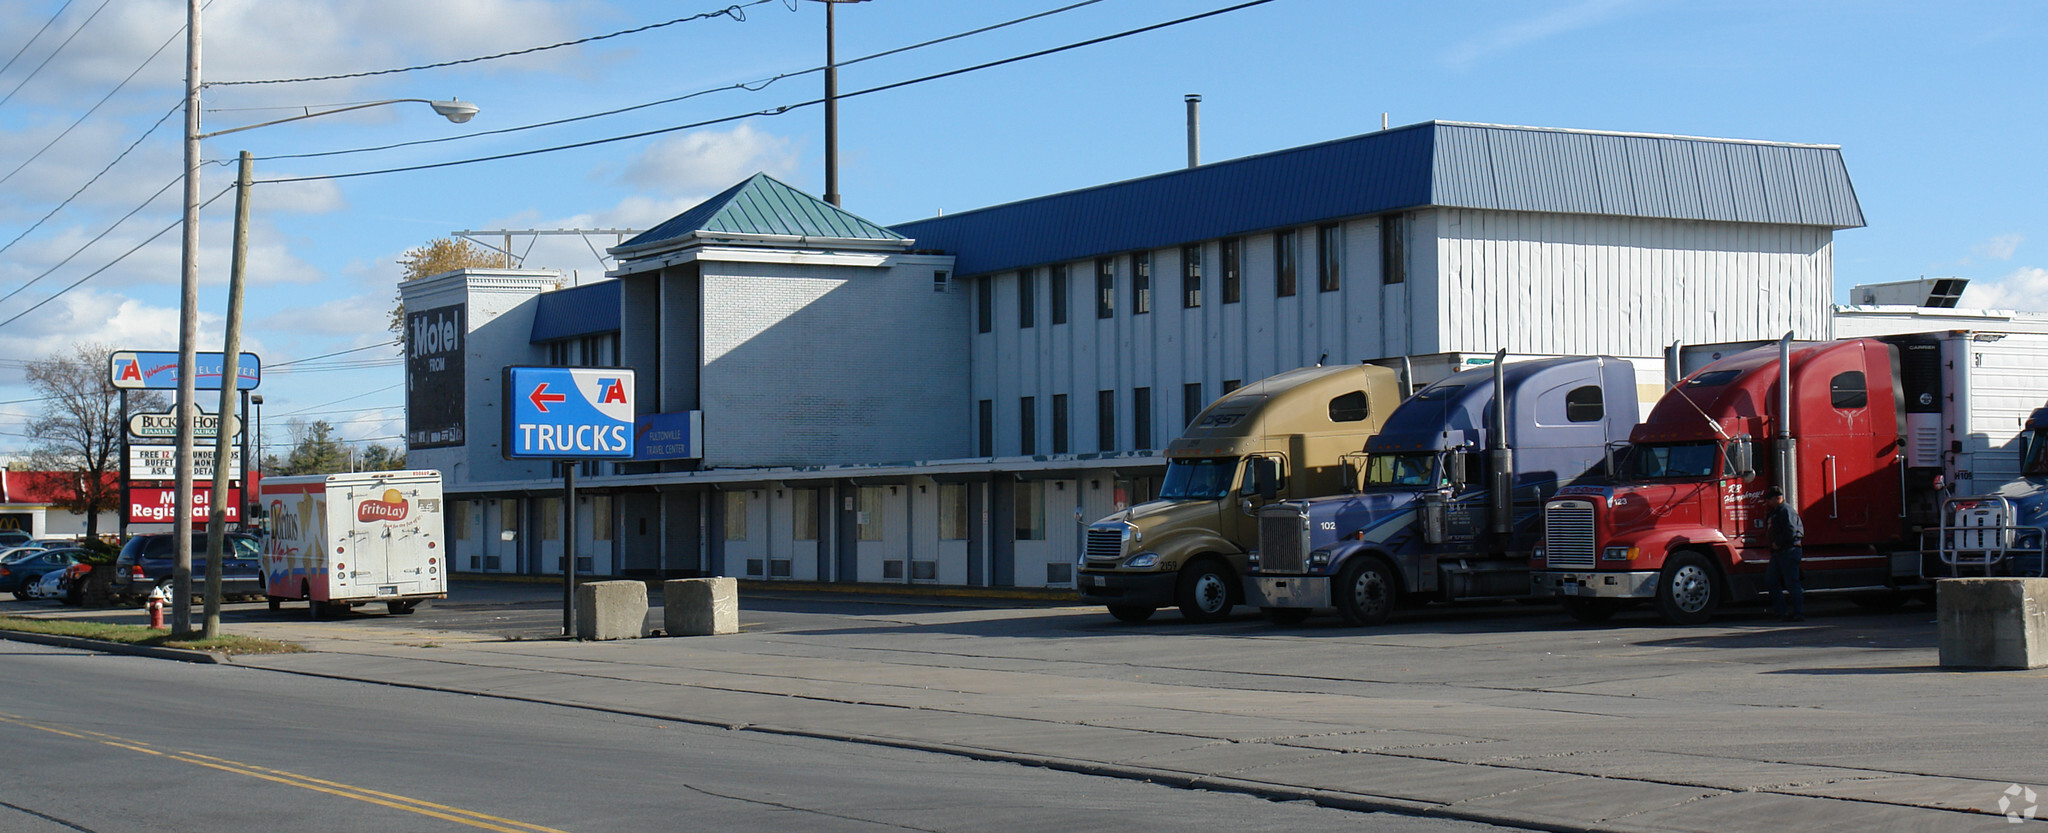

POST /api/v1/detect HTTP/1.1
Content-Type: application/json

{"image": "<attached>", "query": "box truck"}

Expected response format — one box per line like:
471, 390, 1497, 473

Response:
262, 470, 447, 617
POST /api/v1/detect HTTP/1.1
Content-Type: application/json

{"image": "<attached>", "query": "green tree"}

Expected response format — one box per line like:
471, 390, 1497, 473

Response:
25, 343, 167, 539
357, 443, 408, 472
390, 237, 506, 339
271, 419, 350, 475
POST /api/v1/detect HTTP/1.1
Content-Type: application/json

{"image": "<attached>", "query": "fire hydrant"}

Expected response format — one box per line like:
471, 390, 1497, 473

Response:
146, 585, 167, 630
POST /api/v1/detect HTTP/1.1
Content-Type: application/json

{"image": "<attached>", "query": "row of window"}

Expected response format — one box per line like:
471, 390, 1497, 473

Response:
720, 482, 1080, 545
976, 217, 1410, 333
448, 496, 614, 542
976, 380, 1248, 457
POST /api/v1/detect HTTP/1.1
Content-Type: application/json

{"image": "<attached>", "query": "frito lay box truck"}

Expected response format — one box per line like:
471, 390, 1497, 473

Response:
262, 470, 447, 617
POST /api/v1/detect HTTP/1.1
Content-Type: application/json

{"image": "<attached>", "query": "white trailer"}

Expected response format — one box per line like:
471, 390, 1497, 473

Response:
261, 470, 447, 617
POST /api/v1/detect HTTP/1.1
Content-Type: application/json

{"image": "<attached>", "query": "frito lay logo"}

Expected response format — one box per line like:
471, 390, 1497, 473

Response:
358, 489, 410, 523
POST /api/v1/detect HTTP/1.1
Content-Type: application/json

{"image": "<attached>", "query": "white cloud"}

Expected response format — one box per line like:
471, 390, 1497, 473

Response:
254, 292, 396, 338
616, 124, 800, 195
1959, 266, 2048, 311
1443, 0, 1638, 70
1974, 233, 2023, 261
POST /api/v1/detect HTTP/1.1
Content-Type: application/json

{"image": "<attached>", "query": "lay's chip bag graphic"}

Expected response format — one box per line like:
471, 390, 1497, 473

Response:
358, 488, 410, 523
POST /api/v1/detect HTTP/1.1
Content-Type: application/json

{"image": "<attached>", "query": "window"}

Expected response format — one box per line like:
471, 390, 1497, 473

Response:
977, 279, 992, 333
1131, 251, 1151, 314
1184, 382, 1205, 428
1223, 379, 1242, 394
1052, 393, 1069, 453
1134, 387, 1153, 450
450, 500, 470, 541
540, 497, 561, 540
1329, 390, 1371, 423
1018, 268, 1035, 329
723, 492, 746, 541
498, 499, 519, 537
1565, 385, 1604, 423
1181, 245, 1202, 308
933, 270, 948, 292
794, 489, 818, 541
1381, 214, 1406, 285
1830, 371, 1868, 409
1275, 229, 1297, 297
1220, 237, 1241, 304
978, 399, 993, 457
1318, 223, 1343, 292
1098, 389, 1116, 451
858, 487, 883, 541
1096, 257, 1115, 318
1050, 264, 1068, 325
1014, 481, 1045, 541
592, 495, 612, 541
939, 483, 968, 540
1020, 396, 1036, 455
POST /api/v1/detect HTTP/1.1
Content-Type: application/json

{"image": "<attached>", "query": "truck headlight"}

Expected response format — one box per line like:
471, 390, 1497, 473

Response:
2017, 531, 2042, 550
1124, 552, 1160, 569
1246, 550, 1261, 568
1308, 550, 1331, 568
1532, 546, 1545, 561
1602, 546, 1637, 562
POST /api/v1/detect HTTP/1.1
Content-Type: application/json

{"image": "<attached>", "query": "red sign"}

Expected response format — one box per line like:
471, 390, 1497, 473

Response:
128, 485, 242, 524
358, 489, 411, 523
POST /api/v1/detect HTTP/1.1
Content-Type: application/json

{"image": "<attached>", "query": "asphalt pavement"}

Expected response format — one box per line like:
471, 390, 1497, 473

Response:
4, 581, 2044, 833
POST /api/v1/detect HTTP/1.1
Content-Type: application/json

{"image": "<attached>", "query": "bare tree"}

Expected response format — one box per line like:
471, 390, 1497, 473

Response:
25, 343, 165, 539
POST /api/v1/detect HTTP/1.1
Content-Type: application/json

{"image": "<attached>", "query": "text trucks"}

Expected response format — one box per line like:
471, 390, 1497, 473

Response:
263, 470, 448, 617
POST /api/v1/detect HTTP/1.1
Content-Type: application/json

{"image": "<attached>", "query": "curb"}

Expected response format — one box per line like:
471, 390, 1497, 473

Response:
450, 573, 1077, 603
0, 629, 230, 664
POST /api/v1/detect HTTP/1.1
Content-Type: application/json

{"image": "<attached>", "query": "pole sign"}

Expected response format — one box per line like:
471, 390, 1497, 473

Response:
502, 366, 637, 460
128, 445, 243, 481
128, 485, 241, 524
109, 350, 261, 390
128, 407, 239, 440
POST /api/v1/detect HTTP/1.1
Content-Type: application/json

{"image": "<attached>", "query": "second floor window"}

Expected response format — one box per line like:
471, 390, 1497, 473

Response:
1096, 258, 1115, 318
1132, 251, 1152, 314
1318, 223, 1342, 292
1018, 268, 1035, 329
1050, 264, 1069, 324
1276, 229, 1297, 297
1181, 245, 1202, 308
1220, 237, 1241, 304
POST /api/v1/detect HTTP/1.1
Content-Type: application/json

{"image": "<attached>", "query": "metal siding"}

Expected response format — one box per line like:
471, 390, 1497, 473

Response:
1589, 134, 1637, 216
529, 280, 622, 342
1723, 143, 1770, 223
1624, 139, 1671, 217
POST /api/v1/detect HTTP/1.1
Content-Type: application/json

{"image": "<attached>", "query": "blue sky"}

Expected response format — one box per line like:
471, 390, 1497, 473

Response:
0, 0, 2044, 458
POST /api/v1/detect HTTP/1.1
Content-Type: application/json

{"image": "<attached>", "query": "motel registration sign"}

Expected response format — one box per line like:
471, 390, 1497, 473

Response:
502, 366, 637, 460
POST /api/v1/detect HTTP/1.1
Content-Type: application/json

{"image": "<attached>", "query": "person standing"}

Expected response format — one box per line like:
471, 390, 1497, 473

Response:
1762, 487, 1805, 622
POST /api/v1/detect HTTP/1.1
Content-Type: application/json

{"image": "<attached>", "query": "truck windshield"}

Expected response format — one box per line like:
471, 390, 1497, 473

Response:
1620, 442, 1720, 480
2023, 429, 2048, 478
1364, 452, 1440, 488
1160, 458, 1238, 500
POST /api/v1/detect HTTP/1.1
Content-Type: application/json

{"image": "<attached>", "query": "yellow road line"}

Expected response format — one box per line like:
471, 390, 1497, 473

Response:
0, 713, 574, 833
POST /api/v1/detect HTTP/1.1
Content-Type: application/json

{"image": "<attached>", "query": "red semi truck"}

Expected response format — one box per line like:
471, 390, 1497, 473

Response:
1531, 330, 2048, 624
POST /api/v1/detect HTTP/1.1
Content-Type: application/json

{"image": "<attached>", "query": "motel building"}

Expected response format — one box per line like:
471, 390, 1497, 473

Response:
403, 120, 1878, 589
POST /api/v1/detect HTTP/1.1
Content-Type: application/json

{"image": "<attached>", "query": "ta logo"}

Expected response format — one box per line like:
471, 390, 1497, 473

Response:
2001, 783, 2039, 824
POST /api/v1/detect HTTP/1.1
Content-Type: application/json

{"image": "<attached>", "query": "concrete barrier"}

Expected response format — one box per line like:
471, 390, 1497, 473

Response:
576, 580, 648, 641
664, 577, 738, 636
1938, 577, 2048, 669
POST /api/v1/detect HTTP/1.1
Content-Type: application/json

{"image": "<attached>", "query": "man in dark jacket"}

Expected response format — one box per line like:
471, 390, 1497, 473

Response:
1762, 487, 1805, 621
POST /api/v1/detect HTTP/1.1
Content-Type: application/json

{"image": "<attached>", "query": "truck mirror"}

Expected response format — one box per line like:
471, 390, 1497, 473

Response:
1253, 457, 1280, 501
1445, 452, 1467, 488
1728, 439, 1755, 479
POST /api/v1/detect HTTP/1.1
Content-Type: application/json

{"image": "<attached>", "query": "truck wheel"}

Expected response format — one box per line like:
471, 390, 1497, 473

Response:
1107, 605, 1155, 623
304, 582, 328, 620
1335, 556, 1398, 627
386, 600, 419, 615
1174, 560, 1234, 623
1655, 552, 1720, 625
266, 596, 281, 612
1561, 598, 1621, 623
1262, 607, 1311, 625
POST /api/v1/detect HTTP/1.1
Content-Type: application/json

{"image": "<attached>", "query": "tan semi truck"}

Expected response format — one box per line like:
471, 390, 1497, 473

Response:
1077, 364, 1402, 622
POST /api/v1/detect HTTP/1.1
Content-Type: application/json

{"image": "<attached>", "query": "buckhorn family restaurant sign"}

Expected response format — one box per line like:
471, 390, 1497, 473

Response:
109, 350, 261, 390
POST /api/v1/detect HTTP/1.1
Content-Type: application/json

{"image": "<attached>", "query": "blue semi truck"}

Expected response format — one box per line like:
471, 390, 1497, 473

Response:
1245, 354, 1640, 625
1933, 404, 2048, 579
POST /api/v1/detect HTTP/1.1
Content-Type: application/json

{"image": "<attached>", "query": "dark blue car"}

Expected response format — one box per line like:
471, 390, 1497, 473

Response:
111, 533, 264, 604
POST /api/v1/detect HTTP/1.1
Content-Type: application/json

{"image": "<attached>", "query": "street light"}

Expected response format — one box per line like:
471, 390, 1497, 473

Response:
174, 0, 478, 636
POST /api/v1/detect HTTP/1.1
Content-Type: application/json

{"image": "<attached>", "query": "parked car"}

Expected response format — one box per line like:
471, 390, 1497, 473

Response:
23, 563, 82, 601
0, 545, 45, 564
0, 529, 31, 549
111, 533, 264, 604
0, 548, 84, 599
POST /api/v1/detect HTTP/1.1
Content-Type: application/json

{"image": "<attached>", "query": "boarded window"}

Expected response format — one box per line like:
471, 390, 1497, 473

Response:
1566, 385, 1604, 423
858, 487, 884, 541
450, 500, 471, 541
1317, 223, 1342, 292
793, 489, 818, 541
539, 497, 561, 541
1098, 390, 1116, 451
1830, 371, 1867, 409
1381, 213, 1407, 284
723, 492, 746, 541
591, 495, 612, 541
1052, 394, 1069, 454
1018, 268, 1035, 329
1050, 264, 1068, 324
1275, 230, 1297, 297
1014, 481, 1045, 541
939, 484, 968, 540
1329, 390, 1371, 423
1134, 387, 1153, 450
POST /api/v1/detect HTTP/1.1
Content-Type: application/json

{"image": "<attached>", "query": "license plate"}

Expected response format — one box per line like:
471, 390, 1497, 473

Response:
377, 585, 398, 596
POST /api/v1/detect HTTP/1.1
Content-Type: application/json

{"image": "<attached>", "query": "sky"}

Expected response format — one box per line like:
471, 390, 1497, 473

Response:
1, 0, 2046, 461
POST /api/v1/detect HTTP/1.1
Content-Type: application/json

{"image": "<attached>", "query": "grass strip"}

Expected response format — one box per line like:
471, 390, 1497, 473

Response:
0, 615, 303, 655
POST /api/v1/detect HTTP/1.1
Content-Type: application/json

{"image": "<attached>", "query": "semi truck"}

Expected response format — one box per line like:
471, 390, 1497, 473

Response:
262, 470, 448, 617
1248, 354, 1639, 625
1531, 330, 2048, 624
1931, 403, 2048, 578
1078, 363, 1402, 622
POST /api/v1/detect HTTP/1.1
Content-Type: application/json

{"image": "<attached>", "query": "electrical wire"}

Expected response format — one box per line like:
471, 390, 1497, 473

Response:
253, 0, 1108, 163
0, 19, 187, 188
0, 184, 235, 331
206, 1, 778, 87
266, 339, 400, 369
257, 0, 1280, 186
0, 0, 113, 110
0, 100, 184, 257
0, 0, 75, 79
0, 173, 188, 308
274, 383, 402, 417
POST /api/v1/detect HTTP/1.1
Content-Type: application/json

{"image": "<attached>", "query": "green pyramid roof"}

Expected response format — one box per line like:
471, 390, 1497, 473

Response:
619, 173, 906, 253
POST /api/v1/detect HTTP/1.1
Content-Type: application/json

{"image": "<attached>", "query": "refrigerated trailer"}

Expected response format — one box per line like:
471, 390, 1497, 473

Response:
261, 470, 448, 617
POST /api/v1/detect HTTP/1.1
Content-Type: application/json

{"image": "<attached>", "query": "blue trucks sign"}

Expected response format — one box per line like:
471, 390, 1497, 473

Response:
502, 366, 637, 460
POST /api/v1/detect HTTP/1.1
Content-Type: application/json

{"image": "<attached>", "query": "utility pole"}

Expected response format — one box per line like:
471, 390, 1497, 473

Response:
819, 0, 868, 207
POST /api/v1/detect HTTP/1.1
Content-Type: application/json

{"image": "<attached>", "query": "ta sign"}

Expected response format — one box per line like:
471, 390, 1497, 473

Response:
502, 366, 637, 460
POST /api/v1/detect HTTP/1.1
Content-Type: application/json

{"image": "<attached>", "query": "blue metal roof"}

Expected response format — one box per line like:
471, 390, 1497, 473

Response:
619, 172, 906, 254
530, 279, 620, 343
890, 121, 1865, 277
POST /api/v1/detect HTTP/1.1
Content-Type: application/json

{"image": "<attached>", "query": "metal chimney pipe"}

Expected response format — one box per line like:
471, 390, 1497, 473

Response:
1775, 331, 1798, 507
1185, 94, 1201, 168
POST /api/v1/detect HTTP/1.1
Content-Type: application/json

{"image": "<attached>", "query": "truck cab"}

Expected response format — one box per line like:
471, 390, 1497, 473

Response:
1934, 405, 2048, 578
1079, 364, 1400, 623
1249, 356, 1638, 625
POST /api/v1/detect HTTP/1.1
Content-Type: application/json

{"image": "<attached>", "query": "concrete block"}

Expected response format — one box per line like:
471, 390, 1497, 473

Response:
576, 580, 648, 641
664, 577, 739, 636
1938, 577, 2048, 669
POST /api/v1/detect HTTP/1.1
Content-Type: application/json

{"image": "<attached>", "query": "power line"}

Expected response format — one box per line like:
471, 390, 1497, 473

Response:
0, 100, 185, 257
266, 339, 401, 369
257, 0, 1281, 186
0, 173, 188, 309
207, 0, 779, 87
0, 18, 187, 189
275, 383, 402, 417
0, 0, 113, 110
0, 185, 235, 331
0, 0, 75, 79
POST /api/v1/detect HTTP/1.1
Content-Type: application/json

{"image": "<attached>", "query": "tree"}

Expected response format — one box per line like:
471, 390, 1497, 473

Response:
25, 343, 166, 540
270, 419, 349, 475
358, 443, 407, 472
390, 237, 506, 339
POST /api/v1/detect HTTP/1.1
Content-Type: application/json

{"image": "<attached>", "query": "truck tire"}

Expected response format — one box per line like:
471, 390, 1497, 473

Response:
1174, 559, 1235, 623
1107, 605, 1155, 623
1655, 551, 1720, 625
1335, 556, 1398, 627
1561, 598, 1621, 623
387, 600, 419, 615
1261, 607, 1311, 625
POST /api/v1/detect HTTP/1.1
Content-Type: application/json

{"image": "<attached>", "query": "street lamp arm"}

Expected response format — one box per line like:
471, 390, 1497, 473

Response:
198, 98, 477, 139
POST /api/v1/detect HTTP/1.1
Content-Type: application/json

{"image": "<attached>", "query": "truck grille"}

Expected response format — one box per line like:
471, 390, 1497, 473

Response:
1259, 508, 1309, 574
1084, 526, 1127, 565
1544, 501, 1597, 569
